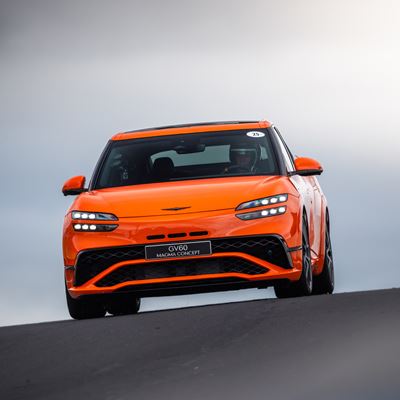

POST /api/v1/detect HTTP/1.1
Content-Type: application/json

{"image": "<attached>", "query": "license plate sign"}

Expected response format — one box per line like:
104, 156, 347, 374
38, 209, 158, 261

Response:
145, 241, 212, 260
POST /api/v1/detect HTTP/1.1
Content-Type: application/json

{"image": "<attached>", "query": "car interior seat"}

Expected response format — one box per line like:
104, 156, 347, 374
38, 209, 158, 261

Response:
152, 157, 174, 181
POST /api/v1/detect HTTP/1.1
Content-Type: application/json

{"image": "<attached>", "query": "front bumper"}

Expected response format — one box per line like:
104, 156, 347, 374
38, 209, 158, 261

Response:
65, 234, 302, 298
64, 204, 303, 298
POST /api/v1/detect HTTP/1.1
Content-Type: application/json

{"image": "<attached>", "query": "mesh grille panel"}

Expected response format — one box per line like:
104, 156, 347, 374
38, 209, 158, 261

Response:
74, 235, 291, 286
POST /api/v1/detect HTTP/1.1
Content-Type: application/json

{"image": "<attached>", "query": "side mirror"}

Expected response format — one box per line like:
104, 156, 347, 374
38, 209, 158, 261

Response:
290, 157, 323, 177
62, 176, 87, 196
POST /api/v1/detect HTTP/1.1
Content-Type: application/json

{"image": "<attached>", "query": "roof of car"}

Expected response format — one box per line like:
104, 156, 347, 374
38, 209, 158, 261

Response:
111, 120, 272, 141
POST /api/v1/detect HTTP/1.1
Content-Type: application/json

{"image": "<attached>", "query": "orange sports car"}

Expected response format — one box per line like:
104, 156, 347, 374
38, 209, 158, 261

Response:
62, 120, 334, 319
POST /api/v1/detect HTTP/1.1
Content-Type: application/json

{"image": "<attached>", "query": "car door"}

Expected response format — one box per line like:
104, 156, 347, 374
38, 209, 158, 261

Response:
272, 128, 319, 259
309, 175, 323, 256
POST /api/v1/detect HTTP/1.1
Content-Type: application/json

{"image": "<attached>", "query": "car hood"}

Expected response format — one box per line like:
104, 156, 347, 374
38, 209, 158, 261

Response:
73, 176, 291, 218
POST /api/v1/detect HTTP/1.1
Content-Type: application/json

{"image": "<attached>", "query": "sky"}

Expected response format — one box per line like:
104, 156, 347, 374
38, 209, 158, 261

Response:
1, 0, 400, 326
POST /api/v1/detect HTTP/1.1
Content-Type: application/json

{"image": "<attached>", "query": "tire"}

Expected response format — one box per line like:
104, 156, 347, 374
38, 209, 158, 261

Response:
106, 294, 141, 316
312, 211, 334, 295
274, 213, 313, 298
66, 286, 106, 320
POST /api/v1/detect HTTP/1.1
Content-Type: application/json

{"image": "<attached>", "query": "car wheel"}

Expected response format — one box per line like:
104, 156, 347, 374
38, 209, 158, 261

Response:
106, 294, 141, 316
312, 211, 334, 295
274, 214, 313, 298
66, 286, 106, 320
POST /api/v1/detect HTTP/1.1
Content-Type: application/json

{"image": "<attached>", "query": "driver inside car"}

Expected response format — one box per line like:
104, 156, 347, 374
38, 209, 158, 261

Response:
224, 142, 260, 173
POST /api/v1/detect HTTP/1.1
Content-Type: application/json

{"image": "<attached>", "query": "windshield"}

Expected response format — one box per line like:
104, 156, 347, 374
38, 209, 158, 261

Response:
94, 129, 278, 189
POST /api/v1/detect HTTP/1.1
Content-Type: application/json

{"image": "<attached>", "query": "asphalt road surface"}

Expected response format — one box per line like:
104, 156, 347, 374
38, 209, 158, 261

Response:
1, 289, 400, 400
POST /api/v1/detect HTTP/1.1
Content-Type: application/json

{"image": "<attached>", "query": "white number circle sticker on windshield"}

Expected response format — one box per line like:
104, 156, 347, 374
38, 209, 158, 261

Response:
246, 131, 265, 138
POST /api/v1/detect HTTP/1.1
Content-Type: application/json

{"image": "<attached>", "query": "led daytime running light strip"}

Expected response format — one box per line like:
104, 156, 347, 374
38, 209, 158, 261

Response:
236, 194, 288, 211
236, 206, 287, 221
72, 211, 118, 221
73, 224, 118, 232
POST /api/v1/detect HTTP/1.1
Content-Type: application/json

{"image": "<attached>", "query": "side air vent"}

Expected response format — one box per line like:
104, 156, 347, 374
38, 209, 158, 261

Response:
189, 231, 208, 237
167, 233, 187, 238
147, 234, 165, 240
147, 231, 208, 240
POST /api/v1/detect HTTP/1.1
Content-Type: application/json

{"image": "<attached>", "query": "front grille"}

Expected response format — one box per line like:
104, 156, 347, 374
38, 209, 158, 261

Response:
95, 257, 267, 287
75, 235, 291, 286
212, 236, 288, 266
75, 247, 145, 286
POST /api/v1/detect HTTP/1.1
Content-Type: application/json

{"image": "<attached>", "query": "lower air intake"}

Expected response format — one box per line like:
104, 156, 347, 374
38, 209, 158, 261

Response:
74, 235, 290, 286
95, 257, 267, 287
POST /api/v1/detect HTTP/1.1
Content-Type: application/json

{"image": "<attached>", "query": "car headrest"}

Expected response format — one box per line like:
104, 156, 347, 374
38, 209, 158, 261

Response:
152, 157, 174, 180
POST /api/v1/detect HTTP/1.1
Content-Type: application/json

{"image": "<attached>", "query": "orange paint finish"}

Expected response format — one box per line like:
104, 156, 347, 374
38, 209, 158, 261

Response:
64, 191, 301, 266
112, 121, 271, 141
294, 157, 323, 174
63, 181, 309, 298
62, 175, 85, 195
68, 175, 298, 220
62, 120, 331, 306
67, 253, 303, 299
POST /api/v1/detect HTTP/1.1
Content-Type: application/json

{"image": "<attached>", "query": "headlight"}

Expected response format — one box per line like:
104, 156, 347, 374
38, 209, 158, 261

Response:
236, 194, 288, 210
236, 206, 286, 220
73, 224, 118, 232
71, 211, 118, 221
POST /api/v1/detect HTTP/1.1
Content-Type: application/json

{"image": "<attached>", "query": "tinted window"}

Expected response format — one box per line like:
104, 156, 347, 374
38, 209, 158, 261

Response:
150, 145, 230, 166
95, 129, 279, 189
